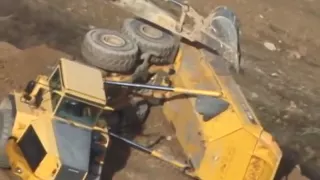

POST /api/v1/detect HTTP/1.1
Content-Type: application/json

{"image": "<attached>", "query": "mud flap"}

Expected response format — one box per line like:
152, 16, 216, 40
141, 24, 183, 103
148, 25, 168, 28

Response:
205, 6, 242, 73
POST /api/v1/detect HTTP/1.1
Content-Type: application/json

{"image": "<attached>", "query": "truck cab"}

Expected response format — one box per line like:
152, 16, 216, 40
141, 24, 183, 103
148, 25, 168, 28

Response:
4, 58, 111, 180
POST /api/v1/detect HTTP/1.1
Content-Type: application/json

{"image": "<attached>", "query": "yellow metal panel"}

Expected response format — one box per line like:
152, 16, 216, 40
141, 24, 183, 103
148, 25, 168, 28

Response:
163, 94, 205, 168
11, 92, 59, 156
163, 42, 281, 179
172, 44, 222, 92
9, 92, 60, 180
11, 92, 44, 140
173, 48, 183, 72
31, 116, 59, 156
64, 89, 105, 106
60, 58, 106, 105
248, 131, 282, 180
34, 154, 59, 179
197, 129, 258, 180
200, 109, 243, 142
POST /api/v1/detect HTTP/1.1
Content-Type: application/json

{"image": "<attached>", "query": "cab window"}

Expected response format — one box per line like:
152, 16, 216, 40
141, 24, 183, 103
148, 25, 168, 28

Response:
51, 92, 61, 112
49, 68, 62, 91
55, 96, 101, 126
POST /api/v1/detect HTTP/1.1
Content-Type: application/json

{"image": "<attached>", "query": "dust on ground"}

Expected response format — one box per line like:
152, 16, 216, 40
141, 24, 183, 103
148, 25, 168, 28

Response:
0, 0, 319, 179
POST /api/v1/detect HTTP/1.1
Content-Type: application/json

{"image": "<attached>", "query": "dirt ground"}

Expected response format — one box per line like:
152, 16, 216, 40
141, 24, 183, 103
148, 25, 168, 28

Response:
0, 0, 319, 179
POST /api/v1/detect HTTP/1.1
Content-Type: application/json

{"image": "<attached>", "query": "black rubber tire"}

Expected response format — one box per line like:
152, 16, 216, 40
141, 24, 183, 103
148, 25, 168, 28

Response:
122, 18, 176, 64
0, 96, 15, 168
81, 28, 139, 73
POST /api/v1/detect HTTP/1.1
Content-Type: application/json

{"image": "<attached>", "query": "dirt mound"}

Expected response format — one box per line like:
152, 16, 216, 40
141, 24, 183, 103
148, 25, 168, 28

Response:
0, 43, 71, 98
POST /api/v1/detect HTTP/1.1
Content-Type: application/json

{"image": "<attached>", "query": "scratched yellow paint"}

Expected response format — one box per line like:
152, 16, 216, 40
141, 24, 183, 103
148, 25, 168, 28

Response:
163, 42, 282, 180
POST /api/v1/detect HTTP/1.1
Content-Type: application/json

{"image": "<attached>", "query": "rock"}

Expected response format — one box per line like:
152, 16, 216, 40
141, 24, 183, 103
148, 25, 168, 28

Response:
88, 25, 96, 30
271, 72, 279, 77
287, 50, 302, 60
286, 101, 304, 115
288, 101, 297, 109
251, 92, 259, 99
254, 67, 265, 75
264, 41, 277, 51
283, 114, 290, 119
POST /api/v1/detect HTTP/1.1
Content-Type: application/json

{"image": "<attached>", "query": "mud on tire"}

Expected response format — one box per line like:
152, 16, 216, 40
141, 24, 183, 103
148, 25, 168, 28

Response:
81, 28, 139, 73
122, 18, 177, 64
0, 96, 15, 168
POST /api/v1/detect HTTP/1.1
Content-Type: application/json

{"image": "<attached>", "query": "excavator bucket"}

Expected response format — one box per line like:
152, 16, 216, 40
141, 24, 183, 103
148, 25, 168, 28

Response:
203, 6, 241, 72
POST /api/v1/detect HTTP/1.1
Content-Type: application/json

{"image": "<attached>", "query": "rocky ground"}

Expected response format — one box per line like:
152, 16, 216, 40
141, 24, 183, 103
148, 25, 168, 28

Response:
0, 0, 319, 179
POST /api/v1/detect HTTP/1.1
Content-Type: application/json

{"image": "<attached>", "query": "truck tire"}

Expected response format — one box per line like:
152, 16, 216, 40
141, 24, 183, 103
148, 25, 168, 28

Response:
122, 18, 176, 64
0, 96, 15, 168
81, 28, 139, 73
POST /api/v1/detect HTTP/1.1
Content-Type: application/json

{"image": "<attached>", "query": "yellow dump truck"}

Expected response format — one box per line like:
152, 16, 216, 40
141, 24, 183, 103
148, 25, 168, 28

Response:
0, 0, 282, 180
78, 0, 283, 179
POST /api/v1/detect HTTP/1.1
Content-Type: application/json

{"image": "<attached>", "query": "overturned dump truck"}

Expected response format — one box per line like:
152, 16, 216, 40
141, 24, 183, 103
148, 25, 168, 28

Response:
0, 0, 282, 180
80, 0, 283, 180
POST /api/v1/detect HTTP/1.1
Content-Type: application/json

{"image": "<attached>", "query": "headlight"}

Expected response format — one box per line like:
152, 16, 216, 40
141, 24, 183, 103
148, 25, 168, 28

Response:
14, 167, 23, 174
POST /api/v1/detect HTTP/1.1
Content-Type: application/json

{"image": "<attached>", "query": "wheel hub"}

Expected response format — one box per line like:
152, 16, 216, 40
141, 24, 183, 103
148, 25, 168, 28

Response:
102, 34, 126, 47
139, 24, 163, 39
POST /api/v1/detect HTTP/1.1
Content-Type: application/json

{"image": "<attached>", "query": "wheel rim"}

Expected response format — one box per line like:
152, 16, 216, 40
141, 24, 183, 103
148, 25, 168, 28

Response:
139, 24, 163, 39
101, 34, 126, 47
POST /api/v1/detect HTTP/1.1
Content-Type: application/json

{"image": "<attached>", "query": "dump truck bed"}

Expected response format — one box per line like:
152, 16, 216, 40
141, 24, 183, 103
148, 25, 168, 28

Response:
163, 42, 282, 179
